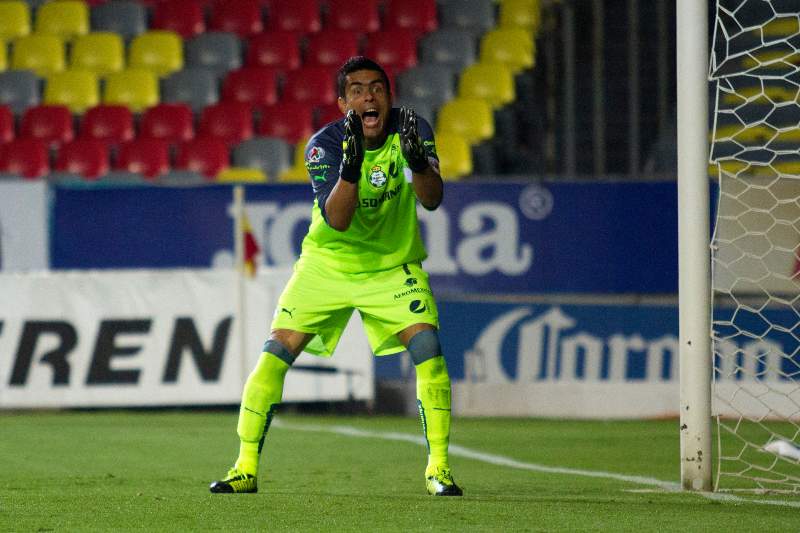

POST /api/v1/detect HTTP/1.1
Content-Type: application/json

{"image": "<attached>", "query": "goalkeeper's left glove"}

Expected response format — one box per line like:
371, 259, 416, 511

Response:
398, 106, 429, 173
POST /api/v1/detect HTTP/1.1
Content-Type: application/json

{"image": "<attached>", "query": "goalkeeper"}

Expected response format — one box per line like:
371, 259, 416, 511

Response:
210, 56, 462, 496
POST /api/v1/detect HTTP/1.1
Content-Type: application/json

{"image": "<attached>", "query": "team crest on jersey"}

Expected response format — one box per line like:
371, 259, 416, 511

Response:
369, 165, 387, 188
307, 146, 325, 163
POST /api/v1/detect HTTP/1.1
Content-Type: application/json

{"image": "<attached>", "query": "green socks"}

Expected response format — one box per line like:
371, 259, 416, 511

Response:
415, 356, 452, 469
234, 352, 290, 476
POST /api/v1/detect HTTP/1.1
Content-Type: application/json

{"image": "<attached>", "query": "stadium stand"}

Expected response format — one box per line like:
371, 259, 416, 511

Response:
364, 29, 418, 71
256, 102, 314, 145
103, 68, 158, 112
0, 105, 13, 143
245, 31, 302, 72
209, 0, 264, 38
396, 65, 456, 109
439, 0, 496, 37
185, 31, 242, 78
305, 30, 361, 68
114, 138, 171, 179
0, 0, 31, 42
434, 131, 473, 179
91, 1, 147, 41
282, 66, 338, 107
0, 137, 49, 178
80, 104, 135, 146
34, 0, 89, 42
0, 70, 40, 115
221, 67, 281, 108
436, 97, 495, 146
175, 136, 230, 177
70, 32, 125, 76
419, 29, 477, 70
54, 138, 109, 179
198, 102, 254, 145
326, 0, 380, 33
232, 136, 293, 181
216, 166, 267, 183
43, 70, 99, 114
128, 30, 184, 78
151, 0, 206, 39
383, 0, 438, 35
161, 67, 219, 113
139, 103, 194, 145
265, 0, 321, 34
499, 0, 541, 37
11, 33, 65, 75
0, 41, 7, 71
479, 28, 535, 75
20, 104, 74, 146
458, 63, 516, 109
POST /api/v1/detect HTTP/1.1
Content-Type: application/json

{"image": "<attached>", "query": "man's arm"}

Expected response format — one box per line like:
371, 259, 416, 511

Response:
399, 107, 443, 211
325, 110, 363, 231
324, 179, 359, 231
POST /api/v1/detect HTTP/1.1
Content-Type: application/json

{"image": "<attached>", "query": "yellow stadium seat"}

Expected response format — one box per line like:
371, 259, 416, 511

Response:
34, 0, 89, 41
436, 98, 494, 146
129, 30, 184, 78
434, 132, 472, 179
217, 167, 268, 183
0, 1, 30, 41
279, 138, 310, 182
71, 32, 124, 76
104, 69, 159, 112
0, 41, 6, 71
458, 62, 515, 109
500, 0, 540, 36
44, 69, 99, 113
480, 27, 534, 74
11, 33, 65, 75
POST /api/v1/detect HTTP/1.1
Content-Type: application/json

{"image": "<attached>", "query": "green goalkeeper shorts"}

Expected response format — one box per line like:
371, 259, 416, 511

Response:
271, 257, 439, 357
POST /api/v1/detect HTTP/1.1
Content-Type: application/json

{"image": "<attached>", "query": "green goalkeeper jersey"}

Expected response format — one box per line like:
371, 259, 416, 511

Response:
300, 108, 439, 274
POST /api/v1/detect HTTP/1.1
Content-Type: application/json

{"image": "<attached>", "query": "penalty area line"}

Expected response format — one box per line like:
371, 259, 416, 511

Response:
274, 421, 800, 509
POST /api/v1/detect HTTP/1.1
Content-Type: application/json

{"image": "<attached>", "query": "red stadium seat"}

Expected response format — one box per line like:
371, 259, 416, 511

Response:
20, 105, 75, 147
305, 30, 361, 68
245, 31, 302, 71
152, 0, 206, 39
175, 137, 230, 177
0, 105, 14, 143
209, 0, 264, 37
326, 0, 380, 32
198, 102, 253, 145
0, 139, 49, 178
115, 138, 170, 179
384, 0, 438, 33
282, 66, 337, 107
314, 102, 343, 129
80, 105, 135, 146
139, 103, 194, 145
256, 102, 314, 144
364, 29, 419, 72
266, 0, 321, 34
55, 139, 110, 179
221, 67, 280, 108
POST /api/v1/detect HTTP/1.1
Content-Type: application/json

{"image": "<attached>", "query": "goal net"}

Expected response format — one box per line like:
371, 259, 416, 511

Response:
710, 0, 800, 492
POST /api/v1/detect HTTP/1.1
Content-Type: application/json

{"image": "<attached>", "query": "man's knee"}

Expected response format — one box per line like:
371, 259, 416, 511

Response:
407, 329, 443, 366
268, 329, 313, 360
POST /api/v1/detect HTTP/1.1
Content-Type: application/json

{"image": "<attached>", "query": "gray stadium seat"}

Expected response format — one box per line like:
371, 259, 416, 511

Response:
438, 0, 496, 36
396, 65, 456, 109
232, 137, 292, 181
161, 68, 219, 113
186, 32, 242, 78
0, 70, 40, 115
91, 1, 147, 41
419, 29, 477, 70
393, 95, 436, 126
158, 170, 208, 186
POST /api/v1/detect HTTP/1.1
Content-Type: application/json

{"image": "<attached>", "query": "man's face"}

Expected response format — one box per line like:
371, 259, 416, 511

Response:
338, 69, 391, 146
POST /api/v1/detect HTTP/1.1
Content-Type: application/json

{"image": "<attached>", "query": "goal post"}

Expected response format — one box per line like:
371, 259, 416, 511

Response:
677, 0, 713, 492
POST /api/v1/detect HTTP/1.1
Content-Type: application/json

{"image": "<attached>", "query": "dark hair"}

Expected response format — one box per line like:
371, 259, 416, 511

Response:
336, 56, 391, 98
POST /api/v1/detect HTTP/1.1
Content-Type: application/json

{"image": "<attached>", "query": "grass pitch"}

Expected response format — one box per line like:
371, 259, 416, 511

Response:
1, 411, 799, 532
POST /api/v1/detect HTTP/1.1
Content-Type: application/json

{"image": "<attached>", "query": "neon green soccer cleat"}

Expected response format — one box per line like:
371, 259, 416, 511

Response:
209, 468, 257, 494
425, 465, 463, 496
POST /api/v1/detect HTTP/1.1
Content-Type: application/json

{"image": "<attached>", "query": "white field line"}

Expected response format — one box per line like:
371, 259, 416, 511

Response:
274, 421, 800, 509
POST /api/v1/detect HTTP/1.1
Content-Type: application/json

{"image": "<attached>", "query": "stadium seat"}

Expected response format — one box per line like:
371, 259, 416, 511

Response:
396, 65, 455, 108
139, 103, 194, 145
436, 97, 494, 145
185, 31, 242, 78
245, 31, 301, 71
161, 67, 219, 112
0, 105, 14, 142
54, 139, 110, 179
103, 69, 158, 112
128, 31, 184, 78
314, 102, 342, 129
70, 32, 124, 76
499, 0, 541, 37
232, 136, 292, 180
44, 70, 99, 114
282, 66, 337, 107
152, 0, 206, 39
393, 94, 435, 124
114, 138, 170, 179
364, 29, 418, 71
479, 28, 535, 75
20, 104, 74, 146
458, 62, 515, 109
256, 101, 313, 144
383, 0, 437, 34
11, 34, 65, 76
434, 131, 472, 179
80, 104, 134, 146
198, 102, 253, 145
221, 67, 280, 109
216, 166, 267, 182
34, 0, 89, 41
0, 69, 40, 115
305, 30, 361, 68
326, 0, 379, 33
278, 137, 309, 182
175, 137, 230, 177
0, 41, 7, 71
419, 29, 477, 70
439, 0, 496, 36
266, 0, 321, 34
0, 138, 49, 178
91, 1, 147, 41
209, 0, 263, 38
0, 1, 31, 41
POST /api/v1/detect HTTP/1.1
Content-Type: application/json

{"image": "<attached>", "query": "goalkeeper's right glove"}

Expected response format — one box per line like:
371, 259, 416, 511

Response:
340, 110, 363, 183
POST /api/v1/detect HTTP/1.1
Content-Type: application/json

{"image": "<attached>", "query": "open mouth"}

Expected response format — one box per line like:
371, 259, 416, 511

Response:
362, 109, 379, 128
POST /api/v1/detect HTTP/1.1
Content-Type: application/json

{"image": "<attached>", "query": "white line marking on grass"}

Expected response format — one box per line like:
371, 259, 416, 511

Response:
275, 421, 800, 509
